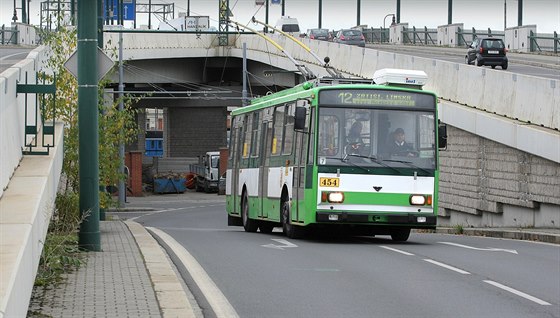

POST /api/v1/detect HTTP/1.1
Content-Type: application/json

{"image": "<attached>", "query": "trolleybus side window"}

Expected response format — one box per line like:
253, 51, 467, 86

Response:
242, 114, 252, 158
250, 111, 261, 157
272, 106, 285, 155
318, 115, 340, 156
282, 104, 295, 155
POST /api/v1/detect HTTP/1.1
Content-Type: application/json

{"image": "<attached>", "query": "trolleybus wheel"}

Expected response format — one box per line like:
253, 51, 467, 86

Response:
390, 228, 411, 242
281, 202, 304, 239
242, 192, 258, 232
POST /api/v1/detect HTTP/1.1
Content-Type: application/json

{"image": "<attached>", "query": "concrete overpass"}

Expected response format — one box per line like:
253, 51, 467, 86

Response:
0, 31, 558, 316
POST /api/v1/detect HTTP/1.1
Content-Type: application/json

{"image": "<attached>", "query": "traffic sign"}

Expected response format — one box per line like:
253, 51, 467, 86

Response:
104, 0, 136, 21
64, 48, 115, 82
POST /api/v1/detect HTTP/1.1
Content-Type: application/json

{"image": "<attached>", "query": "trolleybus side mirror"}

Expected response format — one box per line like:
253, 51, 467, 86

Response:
438, 124, 448, 150
294, 106, 307, 130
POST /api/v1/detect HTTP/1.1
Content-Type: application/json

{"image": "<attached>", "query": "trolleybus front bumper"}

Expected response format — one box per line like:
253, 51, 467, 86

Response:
316, 212, 436, 227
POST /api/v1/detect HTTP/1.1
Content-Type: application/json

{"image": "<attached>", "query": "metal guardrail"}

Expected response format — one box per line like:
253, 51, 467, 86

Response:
1, 24, 18, 45
529, 31, 559, 53
362, 28, 390, 43
456, 27, 505, 47
402, 27, 437, 45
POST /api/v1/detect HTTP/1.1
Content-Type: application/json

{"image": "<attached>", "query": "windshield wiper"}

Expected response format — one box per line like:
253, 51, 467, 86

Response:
344, 154, 402, 174
325, 156, 370, 173
382, 159, 431, 175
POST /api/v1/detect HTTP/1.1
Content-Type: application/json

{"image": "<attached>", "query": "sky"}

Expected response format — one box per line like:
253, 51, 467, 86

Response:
1, 0, 558, 34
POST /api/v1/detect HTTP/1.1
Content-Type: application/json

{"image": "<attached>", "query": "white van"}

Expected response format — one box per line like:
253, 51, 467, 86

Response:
274, 16, 300, 36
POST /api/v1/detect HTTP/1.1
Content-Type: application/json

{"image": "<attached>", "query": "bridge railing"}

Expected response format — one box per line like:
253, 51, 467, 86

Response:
529, 31, 559, 53
456, 27, 505, 46
362, 28, 390, 43
1, 24, 19, 45
402, 26, 438, 45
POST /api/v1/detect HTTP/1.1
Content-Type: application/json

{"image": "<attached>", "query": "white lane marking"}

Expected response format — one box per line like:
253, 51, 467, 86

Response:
379, 246, 415, 256
423, 259, 471, 274
484, 280, 552, 306
147, 227, 240, 318
0, 51, 30, 61
439, 242, 518, 254
261, 239, 298, 250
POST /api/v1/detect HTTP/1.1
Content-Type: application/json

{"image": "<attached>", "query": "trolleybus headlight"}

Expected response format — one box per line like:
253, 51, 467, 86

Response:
409, 195, 426, 205
327, 192, 345, 203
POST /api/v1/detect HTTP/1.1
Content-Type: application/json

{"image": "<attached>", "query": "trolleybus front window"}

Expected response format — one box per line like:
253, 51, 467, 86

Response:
317, 107, 436, 171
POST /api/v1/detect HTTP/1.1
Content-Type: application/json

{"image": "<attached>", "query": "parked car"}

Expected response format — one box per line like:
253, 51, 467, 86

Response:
306, 28, 331, 41
465, 37, 508, 69
333, 29, 366, 47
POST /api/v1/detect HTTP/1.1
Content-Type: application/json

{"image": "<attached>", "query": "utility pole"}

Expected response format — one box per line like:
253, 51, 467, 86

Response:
187, 0, 190, 16
318, 0, 322, 28
281, 0, 285, 16
242, 43, 248, 107
396, 0, 401, 24
78, 0, 101, 251
118, 28, 126, 208
518, 0, 523, 26
21, 0, 27, 24
504, 0, 507, 30
356, 0, 361, 26
12, 0, 18, 23
265, 0, 269, 31
448, 0, 453, 25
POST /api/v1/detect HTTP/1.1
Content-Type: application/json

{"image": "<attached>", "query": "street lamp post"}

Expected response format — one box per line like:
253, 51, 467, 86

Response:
383, 13, 395, 29
12, 0, 18, 22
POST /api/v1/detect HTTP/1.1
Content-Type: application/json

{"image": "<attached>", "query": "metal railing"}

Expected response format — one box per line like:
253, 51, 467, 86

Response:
362, 28, 390, 43
16, 73, 57, 155
402, 26, 437, 45
456, 27, 504, 46
529, 31, 559, 53
1, 25, 19, 45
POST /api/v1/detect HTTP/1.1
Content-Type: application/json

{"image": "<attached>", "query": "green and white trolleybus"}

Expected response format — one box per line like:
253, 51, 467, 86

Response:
226, 68, 447, 241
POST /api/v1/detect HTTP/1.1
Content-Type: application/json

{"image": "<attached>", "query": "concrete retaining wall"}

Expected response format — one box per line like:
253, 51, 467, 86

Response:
0, 124, 64, 318
0, 46, 47, 198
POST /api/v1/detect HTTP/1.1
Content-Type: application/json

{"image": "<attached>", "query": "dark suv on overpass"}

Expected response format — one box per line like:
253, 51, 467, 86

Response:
465, 37, 508, 70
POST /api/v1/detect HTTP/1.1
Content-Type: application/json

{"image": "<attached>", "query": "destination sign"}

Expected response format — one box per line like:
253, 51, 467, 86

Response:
319, 89, 435, 108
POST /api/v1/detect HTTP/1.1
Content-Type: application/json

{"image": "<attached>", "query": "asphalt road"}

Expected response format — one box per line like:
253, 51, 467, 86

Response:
0, 47, 34, 73
366, 44, 560, 80
120, 196, 560, 318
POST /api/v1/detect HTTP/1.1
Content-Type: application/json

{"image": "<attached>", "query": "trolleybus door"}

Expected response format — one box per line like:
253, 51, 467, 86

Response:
291, 105, 309, 222
232, 121, 243, 214
259, 122, 271, 218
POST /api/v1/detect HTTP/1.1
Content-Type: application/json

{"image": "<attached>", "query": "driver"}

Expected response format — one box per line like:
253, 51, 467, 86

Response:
387, 128, 416, 157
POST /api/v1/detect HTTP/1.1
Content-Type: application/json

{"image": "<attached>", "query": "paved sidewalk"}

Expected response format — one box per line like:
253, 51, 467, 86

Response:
28, 221, 162, 318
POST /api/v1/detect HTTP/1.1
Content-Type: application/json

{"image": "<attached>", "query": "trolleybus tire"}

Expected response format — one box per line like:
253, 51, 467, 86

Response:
281, 202, 305, 239
242, 192, 258, 232
390, 228, 411, 241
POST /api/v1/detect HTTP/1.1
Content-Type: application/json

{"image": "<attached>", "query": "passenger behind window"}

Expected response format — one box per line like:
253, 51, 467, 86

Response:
345, 121, 364, 155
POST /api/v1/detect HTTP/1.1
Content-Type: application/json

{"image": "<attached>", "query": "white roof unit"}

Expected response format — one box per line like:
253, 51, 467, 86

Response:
373, 68, 428, 87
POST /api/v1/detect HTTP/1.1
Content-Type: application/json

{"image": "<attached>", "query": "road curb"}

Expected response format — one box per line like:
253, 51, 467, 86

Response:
430, 228, 560, 244
125, 220, 197, 318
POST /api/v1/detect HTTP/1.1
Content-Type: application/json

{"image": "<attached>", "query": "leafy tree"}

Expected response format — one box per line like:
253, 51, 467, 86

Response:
40, 25, 140, 208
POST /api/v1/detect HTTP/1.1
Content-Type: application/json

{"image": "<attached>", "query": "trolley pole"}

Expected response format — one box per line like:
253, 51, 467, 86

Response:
78, 0, 101, 251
